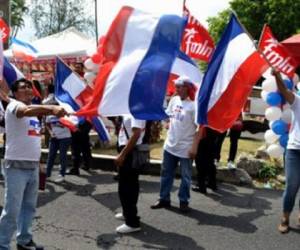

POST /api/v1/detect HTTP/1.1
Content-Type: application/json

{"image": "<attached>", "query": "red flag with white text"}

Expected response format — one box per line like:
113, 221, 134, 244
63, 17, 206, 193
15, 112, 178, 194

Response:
181, 5, 215, 62
258, 25, 297, 78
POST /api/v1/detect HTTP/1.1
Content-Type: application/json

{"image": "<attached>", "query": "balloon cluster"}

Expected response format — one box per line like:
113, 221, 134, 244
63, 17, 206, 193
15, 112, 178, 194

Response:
83, 36, 105, 85
262, 73, 298, 158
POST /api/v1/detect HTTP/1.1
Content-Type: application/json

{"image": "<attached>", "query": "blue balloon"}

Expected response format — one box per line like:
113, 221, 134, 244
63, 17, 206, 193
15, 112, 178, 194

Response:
279, 133, 289, 148
266, 92, 282, 106
284, 79, 294, 90
271, 120, 288, 135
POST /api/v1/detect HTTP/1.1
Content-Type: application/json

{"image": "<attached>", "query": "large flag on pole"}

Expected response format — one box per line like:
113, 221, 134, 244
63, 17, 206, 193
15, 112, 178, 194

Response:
11, 37, 38, 63
258, 24, 297, 78
181, 4, 215, 62
196, 14, 268, 132
55, 58, 110, 141
76, 6, 202, 120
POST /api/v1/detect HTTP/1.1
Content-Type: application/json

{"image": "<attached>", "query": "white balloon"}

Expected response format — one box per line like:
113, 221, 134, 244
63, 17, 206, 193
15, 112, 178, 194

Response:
84, 58, 98, 71
281, 108, 292, 123
267, 144, 284, 158
260, 90, 268, 101
265, 106, 282, 121
297, 82, 300, 91
262, 78, 277, 92
264, 129, 279, 144
84, 72, 97, 83
293, 73, 299, 84
282, 103, 291, 110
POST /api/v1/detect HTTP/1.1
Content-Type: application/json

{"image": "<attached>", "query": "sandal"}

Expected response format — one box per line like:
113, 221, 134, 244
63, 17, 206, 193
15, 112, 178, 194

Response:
278, 218, 289, 233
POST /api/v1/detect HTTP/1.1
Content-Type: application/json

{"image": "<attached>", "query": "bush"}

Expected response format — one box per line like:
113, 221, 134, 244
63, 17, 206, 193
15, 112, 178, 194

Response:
258, 162, 280, 180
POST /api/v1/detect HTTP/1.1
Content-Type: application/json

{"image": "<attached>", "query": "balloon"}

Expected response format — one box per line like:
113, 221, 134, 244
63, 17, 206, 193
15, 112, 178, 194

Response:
282, 103, 290, 110
279, 134, 289, 148
267, 144, 285, 158
261, 90, 268, 101
293, 73, 299, 84
265, 106, 282, 121
281, 108, 292, 123
297, 82, 300, 91
266, 92, 282, 106
271, 120, 288, 135
264, 129, 280, 144
262, 78, 277, 92
91, 53, 103, 64
84, 72, 97, 83
84, 58, 98, 71
283, 79, 294, 90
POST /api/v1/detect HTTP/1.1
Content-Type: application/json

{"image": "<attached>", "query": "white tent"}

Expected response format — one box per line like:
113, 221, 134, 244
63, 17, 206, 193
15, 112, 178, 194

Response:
4, 27, 96, 59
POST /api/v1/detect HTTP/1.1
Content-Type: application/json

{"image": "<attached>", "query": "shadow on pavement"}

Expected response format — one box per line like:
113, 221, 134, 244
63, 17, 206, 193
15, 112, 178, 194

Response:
96, 223, 204, 250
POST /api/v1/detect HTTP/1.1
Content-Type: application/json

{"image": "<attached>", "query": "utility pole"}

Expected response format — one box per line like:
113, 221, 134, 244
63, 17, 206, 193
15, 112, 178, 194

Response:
0, 0, 10, 49
95, 0, 99, 46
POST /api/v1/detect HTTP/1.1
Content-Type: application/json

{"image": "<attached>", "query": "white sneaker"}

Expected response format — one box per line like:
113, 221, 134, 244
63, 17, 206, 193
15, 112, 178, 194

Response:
54, 175, 65, 183
214, 159, 221, 168
116, 224, 141, 234
227, 161, 236, 169
115, 212, 124, 220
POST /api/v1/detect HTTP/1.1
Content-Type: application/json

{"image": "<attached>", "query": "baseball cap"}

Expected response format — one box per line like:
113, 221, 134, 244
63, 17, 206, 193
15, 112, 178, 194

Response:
174, 75, 193, 86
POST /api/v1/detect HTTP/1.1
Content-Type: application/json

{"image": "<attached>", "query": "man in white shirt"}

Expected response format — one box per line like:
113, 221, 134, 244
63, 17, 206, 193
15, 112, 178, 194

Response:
151, 76, 201, 212
0, 79, 67, 250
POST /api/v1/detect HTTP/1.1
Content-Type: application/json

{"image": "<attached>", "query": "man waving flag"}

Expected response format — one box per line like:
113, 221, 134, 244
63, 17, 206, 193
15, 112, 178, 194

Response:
197, 13, 268, 132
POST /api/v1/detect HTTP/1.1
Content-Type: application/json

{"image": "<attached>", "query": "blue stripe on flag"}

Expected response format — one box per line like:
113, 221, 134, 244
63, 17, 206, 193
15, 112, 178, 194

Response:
197, 14, 244, 125
55, 58, 80, 111
91, 117, 110, 142
3, 57, 24, 88
11, 37, 39, 53
129, 14, 186, 120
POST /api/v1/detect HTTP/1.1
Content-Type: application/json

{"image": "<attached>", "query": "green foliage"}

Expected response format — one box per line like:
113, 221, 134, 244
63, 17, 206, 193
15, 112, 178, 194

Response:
258, 162, 280, 180
11, 0, 28, 37
30, 0, 94, 38
207, 0, 300, 44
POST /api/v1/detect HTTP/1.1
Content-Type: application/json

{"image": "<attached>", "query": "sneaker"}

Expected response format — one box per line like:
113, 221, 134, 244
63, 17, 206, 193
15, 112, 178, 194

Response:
214, 159, 221, 168
191, 185, 207, 194
115, 212, 124, 220
179, 202, 190, 213
116, 223, 141, 234
150, 200, 171, 209
66, 168, 80, 176
54, 175, 65, 183
17, 239, 44, 250
227, 161, 236, 169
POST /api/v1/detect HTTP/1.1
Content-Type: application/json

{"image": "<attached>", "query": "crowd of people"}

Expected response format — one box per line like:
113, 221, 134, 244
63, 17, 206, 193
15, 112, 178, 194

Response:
0, 67, 298, 249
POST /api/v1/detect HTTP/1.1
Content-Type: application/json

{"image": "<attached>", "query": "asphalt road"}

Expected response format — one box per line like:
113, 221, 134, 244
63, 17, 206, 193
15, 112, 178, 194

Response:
0, 168, 299, 250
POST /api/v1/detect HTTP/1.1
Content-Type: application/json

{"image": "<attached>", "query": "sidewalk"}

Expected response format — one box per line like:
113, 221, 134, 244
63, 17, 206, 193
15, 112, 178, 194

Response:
0, 168, 299, 250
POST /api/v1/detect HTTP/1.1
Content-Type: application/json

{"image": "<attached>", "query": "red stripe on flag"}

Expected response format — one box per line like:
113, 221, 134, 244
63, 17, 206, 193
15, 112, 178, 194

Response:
75, 6, 133, 117
207, 52, 268, 132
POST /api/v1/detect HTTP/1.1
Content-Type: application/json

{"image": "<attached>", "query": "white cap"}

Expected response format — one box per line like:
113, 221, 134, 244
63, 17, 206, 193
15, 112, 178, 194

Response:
174, 75, 193, 86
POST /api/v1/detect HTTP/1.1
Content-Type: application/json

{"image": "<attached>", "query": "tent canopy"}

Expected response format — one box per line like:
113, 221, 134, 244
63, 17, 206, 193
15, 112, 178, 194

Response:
281, 34, 300, 64
4, 27, 96, 60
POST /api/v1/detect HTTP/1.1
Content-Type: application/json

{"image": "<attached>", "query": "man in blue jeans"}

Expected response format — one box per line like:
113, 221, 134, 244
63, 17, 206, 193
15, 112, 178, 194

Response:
151, 76, 201, 212
0, 79, 67, 250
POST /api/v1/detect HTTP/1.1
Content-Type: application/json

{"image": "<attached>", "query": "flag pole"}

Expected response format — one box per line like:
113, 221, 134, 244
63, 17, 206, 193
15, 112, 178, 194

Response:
95, 0, 99, 46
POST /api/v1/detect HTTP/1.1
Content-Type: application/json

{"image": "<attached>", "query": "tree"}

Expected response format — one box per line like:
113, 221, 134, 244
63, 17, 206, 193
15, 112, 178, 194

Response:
11, 0, 28, 37
207, 0, 300, 44
30, 0, 94, 38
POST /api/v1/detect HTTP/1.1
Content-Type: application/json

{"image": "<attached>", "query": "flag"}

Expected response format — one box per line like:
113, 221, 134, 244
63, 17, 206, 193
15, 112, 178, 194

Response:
11, 37, 38, 63
258, 25, 298, 78
2, 57, 24, 88
197, 14, 268, 132
55, 58, 110, 141
0, 39, 3, 80
76, 6, 190, 120
181, 5, 215, 62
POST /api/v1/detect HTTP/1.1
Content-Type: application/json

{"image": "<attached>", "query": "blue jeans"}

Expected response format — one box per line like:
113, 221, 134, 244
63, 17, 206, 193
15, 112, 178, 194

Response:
0, 165, 39, 250
159, 150, 192, 203
283, 149, 300, 213
46, 137, 71, 177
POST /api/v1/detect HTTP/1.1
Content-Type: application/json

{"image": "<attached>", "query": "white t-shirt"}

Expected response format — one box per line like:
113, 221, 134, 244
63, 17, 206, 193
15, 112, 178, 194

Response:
46, 115, 71, 139
118, 115, 146, 147
164, 96, 197, 158
5, 100, 41, 161
287, 94, 300, 149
